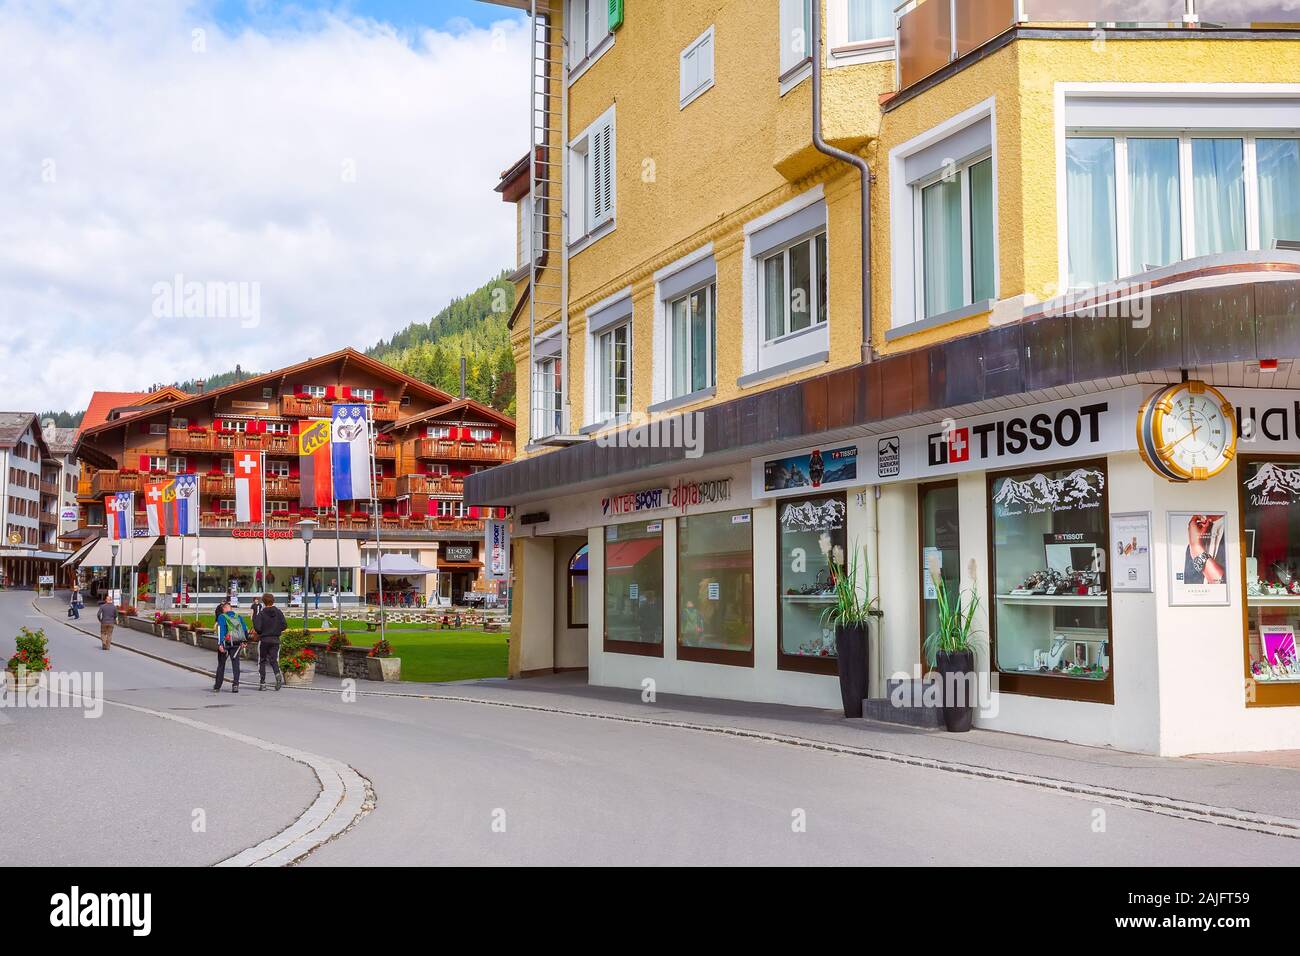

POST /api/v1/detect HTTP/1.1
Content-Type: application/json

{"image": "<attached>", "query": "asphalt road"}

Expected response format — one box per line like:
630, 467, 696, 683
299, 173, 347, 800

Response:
4, 591, 1298, 865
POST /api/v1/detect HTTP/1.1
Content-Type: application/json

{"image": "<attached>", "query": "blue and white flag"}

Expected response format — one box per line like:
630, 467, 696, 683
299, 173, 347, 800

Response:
173, 474, 200, 535
330, 403, 372, 501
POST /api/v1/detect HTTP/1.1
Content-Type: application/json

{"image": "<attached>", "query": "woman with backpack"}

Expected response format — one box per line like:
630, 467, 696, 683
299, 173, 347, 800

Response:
213, 601, 248, 694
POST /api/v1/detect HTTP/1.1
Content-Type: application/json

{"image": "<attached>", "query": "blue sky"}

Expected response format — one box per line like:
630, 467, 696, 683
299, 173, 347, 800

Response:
209, 0, 523, 35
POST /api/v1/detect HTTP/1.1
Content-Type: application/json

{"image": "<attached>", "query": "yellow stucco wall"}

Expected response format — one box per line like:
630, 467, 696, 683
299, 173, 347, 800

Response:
511, 5, 1300, 450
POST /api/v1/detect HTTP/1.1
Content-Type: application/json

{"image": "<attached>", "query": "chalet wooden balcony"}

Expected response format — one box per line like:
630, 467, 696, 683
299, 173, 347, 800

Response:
280, 396, 402, 422
415, 438, 515, 462
38, 479, 59, 497
396, 474, 465, 497
169, 428, 294, 454
77, 478, 93, 499
202, 474, 234, 495
374, 441, 397, 459
90, 470, 143, 497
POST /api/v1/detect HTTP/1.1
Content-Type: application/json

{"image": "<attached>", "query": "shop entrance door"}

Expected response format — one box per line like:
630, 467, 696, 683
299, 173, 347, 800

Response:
919, 481, 961, 672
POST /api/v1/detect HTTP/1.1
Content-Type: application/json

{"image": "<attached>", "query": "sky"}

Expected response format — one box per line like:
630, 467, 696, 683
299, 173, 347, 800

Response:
0, 0, 529, 413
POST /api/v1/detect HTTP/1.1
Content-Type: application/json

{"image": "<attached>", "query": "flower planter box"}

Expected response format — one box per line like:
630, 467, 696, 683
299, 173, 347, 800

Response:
282, 663, 315, 685
128, 617, 154, 635
163, 625, 180, 641
366, 656, 401, 682
317, 651, 344, 677
6, 668, 45, 690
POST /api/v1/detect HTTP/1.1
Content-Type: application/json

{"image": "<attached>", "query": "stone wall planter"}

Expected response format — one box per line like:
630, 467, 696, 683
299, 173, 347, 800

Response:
197, 634, 219, 652
317, 651, 344, 677
163, 625, 180, 641
366, 656, 401, 682
282, 663, 315, 686
6, 668, 45, 690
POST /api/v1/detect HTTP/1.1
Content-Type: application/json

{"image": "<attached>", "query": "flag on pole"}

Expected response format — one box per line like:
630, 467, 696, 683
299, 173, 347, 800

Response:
106, 492, 134, 540
299, 418, 333, 509
330, 404, 372, 501
144, 479, 173, 535
173, 474, 199, 535
234, 451, 263, 523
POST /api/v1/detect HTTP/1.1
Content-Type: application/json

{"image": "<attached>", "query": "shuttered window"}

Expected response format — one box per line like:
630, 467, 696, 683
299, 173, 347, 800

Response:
570, 106, 616, 242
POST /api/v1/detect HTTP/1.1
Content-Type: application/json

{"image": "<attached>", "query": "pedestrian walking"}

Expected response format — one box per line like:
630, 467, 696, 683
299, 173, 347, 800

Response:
252, 592, 286, 691
313, 576, 322, 610
68, 586, 83, 620
96, 594, 116, 649
213, 601, 247, 694
328, 577, 338, 612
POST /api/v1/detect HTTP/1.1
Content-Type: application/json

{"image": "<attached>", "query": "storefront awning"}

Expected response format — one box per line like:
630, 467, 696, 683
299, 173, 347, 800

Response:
60, 538, 98, 568
360, 553, 437, 576
606, 538, 661, 572
81, 537, 159, 568
164, 536, 361, 568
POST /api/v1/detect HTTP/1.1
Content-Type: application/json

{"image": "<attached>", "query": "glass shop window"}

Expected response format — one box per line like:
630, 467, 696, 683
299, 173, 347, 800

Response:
1242, 460, 1300, 686
677, 509, 754, 666
777, 494, 846, 674
603, 521, 664, 655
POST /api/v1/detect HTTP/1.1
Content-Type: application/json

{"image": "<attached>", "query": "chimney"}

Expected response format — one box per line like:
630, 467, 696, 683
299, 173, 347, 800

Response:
196, 379, 205, 394
459, 358, 466, 398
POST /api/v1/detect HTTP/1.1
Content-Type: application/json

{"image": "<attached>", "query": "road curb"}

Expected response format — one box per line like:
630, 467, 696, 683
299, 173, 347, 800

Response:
33, 599, 375, 865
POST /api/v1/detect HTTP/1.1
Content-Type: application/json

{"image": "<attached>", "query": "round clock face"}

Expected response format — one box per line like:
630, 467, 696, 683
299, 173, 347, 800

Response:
1142, 382, 1237, 481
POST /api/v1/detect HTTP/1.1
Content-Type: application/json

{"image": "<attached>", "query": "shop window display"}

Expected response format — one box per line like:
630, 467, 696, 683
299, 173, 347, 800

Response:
678, 509, 754, 665
604, 522, 664, 654
1241, 460, 1300, 684
989, 461, 1112, 687
777, 494, 846, 673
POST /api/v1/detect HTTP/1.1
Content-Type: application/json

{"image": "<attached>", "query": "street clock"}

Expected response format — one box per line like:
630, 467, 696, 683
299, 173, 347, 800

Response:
1137, 381, 1237, 482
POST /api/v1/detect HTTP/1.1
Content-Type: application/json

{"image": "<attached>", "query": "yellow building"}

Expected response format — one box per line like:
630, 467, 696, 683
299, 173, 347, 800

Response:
468, 0, 1300, 755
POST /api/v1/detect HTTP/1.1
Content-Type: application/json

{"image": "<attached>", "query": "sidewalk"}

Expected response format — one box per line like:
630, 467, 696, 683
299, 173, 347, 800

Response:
37, 599, 1300, 828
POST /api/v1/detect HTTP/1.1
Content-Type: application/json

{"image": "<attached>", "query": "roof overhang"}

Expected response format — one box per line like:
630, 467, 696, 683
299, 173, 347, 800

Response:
465, 252, 1300, 507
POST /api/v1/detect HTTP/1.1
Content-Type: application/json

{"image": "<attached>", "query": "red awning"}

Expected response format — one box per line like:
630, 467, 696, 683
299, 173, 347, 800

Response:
606, 538, 661, 572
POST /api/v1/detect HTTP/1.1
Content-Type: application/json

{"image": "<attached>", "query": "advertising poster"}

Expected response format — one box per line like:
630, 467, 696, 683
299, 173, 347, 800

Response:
1168, 511, 1230, 606
1110, 511, 1152, 593
759, 444, 859, 496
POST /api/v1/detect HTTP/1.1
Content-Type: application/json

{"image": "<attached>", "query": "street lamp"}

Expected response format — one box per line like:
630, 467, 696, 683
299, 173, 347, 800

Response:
110, 542, 120, 604
297, 518, 317, 630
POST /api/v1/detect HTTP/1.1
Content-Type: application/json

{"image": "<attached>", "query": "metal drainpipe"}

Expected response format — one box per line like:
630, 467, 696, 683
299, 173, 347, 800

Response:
811, 0, 874, 364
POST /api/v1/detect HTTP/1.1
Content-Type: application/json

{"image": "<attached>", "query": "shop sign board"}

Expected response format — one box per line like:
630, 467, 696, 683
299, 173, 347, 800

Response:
754, 444, 861, 500
601, 477, 733, 517
485, 519, 510, 580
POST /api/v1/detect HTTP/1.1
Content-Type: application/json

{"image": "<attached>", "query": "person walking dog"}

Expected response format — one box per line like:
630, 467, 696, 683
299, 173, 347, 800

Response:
213, 601, 247, 693
252, 592, 286, 691
96, 594, 116, 650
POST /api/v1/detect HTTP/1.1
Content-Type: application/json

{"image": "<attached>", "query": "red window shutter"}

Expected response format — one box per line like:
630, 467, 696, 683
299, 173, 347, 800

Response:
341, 386, 351, 400
291, 383, 301, 394
290, 421, 300, 435
289, 463, 300, 478
325, 386, 336, 401
138, 455, 150, 471
373, 387, 385, 403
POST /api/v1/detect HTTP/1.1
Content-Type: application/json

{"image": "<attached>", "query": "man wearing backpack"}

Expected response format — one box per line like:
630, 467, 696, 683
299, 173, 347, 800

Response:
252, 592, 286, 691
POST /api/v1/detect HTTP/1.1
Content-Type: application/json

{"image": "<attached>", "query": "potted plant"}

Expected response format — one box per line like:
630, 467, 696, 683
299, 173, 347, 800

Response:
7, 627, 51, 689
923, 564, 986, 733
279, 629, 316, 685
365, 637, 401, 682
820, 541, 882, 719
320, 630, 350, 677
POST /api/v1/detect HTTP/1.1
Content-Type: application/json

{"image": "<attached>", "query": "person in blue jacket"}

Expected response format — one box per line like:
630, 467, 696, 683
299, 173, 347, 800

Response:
213, 601, 248, 694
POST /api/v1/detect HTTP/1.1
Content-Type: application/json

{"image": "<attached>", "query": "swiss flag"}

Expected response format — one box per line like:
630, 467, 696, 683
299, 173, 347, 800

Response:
234, 451, 263, 523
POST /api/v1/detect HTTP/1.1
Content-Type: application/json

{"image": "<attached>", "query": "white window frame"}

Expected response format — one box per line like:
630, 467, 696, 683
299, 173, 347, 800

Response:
667, 281, 718, 400
265, 459, 290, 478
827, 0, 897, 67
531, 355, 563, 440
220, 458, 234, 476
170, 417, 188, 430
888, 97, 1000, 333
267, 500, 289, 513
779, 0, 812, 93
350, 387, 375, 402
468, 427, 494, 441
759, 232, 828, 343
1064, 129, 1297, 286
680, 26, 716, 110
594, 322, 631, 423
912, 152, 995, 320
305, 385, 327, 399
569, 105, 617, 251
219, 498, 235, 511
566, 0, 614, 84
426, 425, 452, 440
266, 421, 290, 435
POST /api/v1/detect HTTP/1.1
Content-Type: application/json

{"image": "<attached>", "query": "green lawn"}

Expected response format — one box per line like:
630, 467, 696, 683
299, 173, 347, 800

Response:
160, 612, 507, 682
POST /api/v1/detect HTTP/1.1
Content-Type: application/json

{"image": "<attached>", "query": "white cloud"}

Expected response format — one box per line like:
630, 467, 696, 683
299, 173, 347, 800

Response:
0, 0, 529, 411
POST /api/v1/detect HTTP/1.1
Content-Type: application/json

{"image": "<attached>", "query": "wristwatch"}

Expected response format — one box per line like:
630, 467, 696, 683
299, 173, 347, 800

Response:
1191, 551, 1210, 574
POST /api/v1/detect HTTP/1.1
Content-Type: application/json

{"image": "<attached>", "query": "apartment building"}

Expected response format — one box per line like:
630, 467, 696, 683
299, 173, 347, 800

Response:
465, 1, 1300, 755
0, 413, 68, 587
72, 349, 513, 606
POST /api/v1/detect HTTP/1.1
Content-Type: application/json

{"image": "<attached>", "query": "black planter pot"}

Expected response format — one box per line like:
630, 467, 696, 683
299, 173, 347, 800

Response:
935, 649, 976, 732
835, 623, 868, 718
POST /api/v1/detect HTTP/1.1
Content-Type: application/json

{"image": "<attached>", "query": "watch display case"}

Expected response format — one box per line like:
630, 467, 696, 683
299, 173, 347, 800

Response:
989, 460, 1112, 691
1241, 459, 1300, 687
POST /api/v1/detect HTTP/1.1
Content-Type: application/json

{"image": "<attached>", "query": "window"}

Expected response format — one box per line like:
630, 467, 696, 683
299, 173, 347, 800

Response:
262, 386, 274, 399
532, 356, 563, 439
778, 494, 847, 674
149, 423, 167, 436
845, 0, 892, 43
469, 427, 495, 442
569, 544, 589, 628
678, 510, 754, 666
779, 0, 812, 80
170, 417, 188, 430
604, 522, 663, 655
569, 108, 615, 243
517, 194, 535, 269
1240, 457, 1300, 707
1066, 133, 1300, 287
267, 500, 289, 513
917, 156, 994, 318
266, 421, 290, 435
760, 232, 827, 341
566, 0, 612, 74
988, 460, 1112, 704
919, 481, 961, 671
679, 26, 715, 109
265, 460, 290, 478
306, 385, 327, 399
427, 425, 451, 440
219, 498, 235, 512
669, 282, 716, 398
595, 323, 630, 421
351, 387, 375, 402
220, 458, 234, 475
428, 463, 450, 477
147, 456, 187, 474
224, 419, 247, 433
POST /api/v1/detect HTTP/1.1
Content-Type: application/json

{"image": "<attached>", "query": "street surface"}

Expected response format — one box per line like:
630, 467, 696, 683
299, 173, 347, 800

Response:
3, 590, 1297, 865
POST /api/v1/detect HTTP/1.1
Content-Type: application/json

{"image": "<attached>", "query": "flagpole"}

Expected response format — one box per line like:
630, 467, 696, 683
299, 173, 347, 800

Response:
368, 405, 386, 642
259, 448, 268, 602
334, 491, 342, 617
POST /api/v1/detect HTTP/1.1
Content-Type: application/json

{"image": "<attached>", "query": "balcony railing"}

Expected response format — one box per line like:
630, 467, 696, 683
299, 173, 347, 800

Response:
895, 1, 1300, 91
374, 441, 397, 459
90, 470, 143, 497
280, 397, 402, 422
414, 439, 515, 462
169, 428, 294, 454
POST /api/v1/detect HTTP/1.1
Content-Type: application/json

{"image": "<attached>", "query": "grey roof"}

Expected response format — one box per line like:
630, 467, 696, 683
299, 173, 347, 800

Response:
0, 412, 37, 449
43, 426, 78, 455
